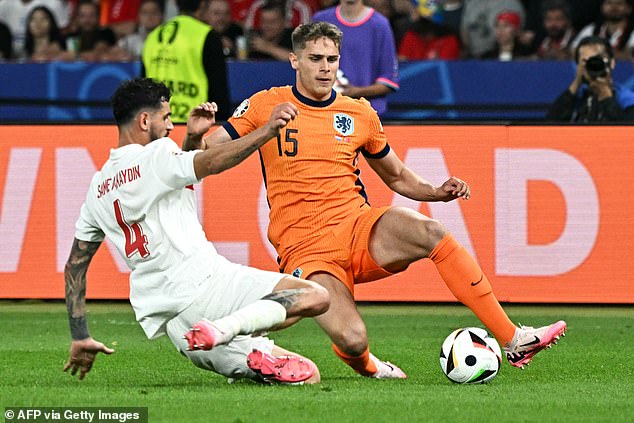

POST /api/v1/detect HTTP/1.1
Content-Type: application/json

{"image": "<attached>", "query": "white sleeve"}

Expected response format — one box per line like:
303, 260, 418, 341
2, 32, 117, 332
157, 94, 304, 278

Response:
75, 202, 105, 242
150, 138, 201, 189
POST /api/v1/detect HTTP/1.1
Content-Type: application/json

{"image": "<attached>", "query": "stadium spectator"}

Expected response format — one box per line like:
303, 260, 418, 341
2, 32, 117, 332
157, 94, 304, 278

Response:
142, 0, 230, 122
245, 0, 315, 31
23, 5, 72, 61
0, 22, 14, 60
62, 77, 329, 384
313, 0, 399, 116
248, 3, 293, 60
481, 10, 535, 60
460, 0, 525, 58
201, 21, 568, 378
572, 0, 634, 59
116, 0, 164, 60
0, 0, 70, 56
64, 0, 117, 61
536, 0, 576, 60
397, 6, 461, 60
202, 0, 245, 58
547, 35, 634, 121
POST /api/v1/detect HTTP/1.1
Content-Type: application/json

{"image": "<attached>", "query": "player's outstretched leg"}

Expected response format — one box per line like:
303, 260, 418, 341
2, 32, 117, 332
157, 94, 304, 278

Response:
504, 320, 567, 369
185, 278, 329, 351
369, 208, 568, 369
310, 272, 407, 379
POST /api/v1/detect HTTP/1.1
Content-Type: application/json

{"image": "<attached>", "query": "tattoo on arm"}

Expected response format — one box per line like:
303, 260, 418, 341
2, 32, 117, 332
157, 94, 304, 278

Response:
230, 145, 259, 167
261, 289, 305, 311
64, 239, 101, 340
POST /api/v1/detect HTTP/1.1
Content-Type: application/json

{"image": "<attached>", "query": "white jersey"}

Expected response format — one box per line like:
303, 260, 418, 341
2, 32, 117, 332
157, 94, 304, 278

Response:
75, 137, 220, 339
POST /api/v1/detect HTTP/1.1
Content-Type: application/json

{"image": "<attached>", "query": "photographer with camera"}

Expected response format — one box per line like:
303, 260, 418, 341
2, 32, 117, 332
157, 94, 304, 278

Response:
546, 35, 634, 122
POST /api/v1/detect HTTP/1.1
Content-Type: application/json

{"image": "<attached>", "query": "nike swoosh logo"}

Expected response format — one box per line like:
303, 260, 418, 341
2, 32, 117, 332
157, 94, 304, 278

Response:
470, 274, 484, 286
519, 336, 541, 347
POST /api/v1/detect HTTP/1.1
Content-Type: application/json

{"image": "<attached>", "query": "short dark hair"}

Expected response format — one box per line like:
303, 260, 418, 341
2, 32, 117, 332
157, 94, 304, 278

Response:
111, 78, 171, 126
575, 35, 614, 62
177, 0, 203, 13
541, 0, 570, 19
291, 21, 342, 52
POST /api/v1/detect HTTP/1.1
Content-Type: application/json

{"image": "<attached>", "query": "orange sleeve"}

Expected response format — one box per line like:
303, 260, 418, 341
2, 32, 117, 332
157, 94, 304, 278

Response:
223, 90, 269, 139
360, 100, 390, 159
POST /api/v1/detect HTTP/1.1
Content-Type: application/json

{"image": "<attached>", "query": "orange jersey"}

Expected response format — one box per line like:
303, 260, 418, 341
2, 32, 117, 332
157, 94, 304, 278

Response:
224, 86, 389, 255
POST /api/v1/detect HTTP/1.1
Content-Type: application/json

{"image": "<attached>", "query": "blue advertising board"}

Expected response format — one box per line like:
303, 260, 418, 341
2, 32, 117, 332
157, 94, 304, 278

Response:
1, 60, 634, 121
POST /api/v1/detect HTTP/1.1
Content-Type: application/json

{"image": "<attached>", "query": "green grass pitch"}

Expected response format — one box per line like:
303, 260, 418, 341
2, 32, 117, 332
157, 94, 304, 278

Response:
1, 301, 633, 422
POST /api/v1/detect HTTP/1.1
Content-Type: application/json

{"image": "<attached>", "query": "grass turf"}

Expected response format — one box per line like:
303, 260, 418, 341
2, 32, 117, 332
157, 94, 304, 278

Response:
1, 301, 633, 422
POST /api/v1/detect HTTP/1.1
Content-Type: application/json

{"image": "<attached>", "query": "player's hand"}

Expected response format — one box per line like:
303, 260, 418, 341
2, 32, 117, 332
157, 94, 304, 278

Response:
63, 337, 114, 380
437, 176, 470, 202
266, 102, 298, 135
187, 102, 217, 138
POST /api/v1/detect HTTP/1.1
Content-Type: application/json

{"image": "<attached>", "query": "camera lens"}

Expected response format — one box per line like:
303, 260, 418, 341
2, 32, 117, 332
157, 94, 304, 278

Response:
585, 55, 608, 78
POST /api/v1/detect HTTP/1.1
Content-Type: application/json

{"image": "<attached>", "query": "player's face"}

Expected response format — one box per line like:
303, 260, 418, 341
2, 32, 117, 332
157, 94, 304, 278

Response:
147, 101, 174, 143
290, 37, 340, 101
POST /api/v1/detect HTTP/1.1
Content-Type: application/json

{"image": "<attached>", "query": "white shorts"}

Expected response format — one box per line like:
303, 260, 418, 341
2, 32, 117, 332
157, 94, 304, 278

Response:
165, 255, 285, 380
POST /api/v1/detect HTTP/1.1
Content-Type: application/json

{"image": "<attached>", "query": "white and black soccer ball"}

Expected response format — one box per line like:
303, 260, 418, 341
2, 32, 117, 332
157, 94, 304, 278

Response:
439, 327, 502, 384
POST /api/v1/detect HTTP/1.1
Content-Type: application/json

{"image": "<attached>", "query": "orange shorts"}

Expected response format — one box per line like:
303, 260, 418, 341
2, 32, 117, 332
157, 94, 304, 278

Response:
279, 206, 395, 292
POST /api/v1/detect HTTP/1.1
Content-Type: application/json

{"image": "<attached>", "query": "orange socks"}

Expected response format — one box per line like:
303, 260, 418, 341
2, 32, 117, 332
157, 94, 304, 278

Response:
429, 234, 516, 345
332, 343, 377, 376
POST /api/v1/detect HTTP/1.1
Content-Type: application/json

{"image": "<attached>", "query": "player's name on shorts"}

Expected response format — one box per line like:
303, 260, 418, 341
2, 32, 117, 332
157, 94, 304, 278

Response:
97, 165, 141, 199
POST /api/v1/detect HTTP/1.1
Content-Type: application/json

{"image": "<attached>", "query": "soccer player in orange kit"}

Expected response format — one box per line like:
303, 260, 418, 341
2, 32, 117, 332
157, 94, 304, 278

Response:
185, 22, 567, 378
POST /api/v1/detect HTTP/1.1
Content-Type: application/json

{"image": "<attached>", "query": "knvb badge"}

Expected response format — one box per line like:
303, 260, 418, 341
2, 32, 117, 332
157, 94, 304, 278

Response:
333, 113, 354, 136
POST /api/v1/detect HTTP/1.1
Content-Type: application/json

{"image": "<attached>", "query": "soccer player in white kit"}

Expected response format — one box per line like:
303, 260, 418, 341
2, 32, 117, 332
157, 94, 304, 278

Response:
63, 78, 329, 384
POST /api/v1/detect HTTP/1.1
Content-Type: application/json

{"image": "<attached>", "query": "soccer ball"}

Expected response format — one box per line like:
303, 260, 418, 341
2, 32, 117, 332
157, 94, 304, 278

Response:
439, 327, 502, 384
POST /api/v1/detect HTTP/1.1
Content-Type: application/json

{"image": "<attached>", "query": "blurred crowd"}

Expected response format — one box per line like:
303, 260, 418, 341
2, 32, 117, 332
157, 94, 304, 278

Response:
0, 0, 631, 63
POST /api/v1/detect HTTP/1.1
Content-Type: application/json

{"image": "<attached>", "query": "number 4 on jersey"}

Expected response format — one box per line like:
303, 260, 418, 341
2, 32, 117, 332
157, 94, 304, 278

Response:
113, 199, 150, 258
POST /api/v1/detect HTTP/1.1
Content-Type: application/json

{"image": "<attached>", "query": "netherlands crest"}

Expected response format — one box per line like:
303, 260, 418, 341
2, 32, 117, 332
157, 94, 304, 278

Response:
333, 113, 354, 136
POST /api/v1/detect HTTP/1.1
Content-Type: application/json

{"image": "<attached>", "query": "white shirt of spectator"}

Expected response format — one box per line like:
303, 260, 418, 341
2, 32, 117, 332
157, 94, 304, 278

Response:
571, 22, 634, 51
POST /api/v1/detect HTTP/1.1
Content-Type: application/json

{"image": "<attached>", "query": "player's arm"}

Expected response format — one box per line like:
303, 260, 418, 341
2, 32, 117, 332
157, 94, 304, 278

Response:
63, 238, 114, 380
366, 149, 470, 202
190, 102, 298, 178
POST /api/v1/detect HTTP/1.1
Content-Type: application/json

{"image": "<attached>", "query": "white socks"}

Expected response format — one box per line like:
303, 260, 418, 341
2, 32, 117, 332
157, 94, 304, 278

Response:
211, 299, 287, 344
